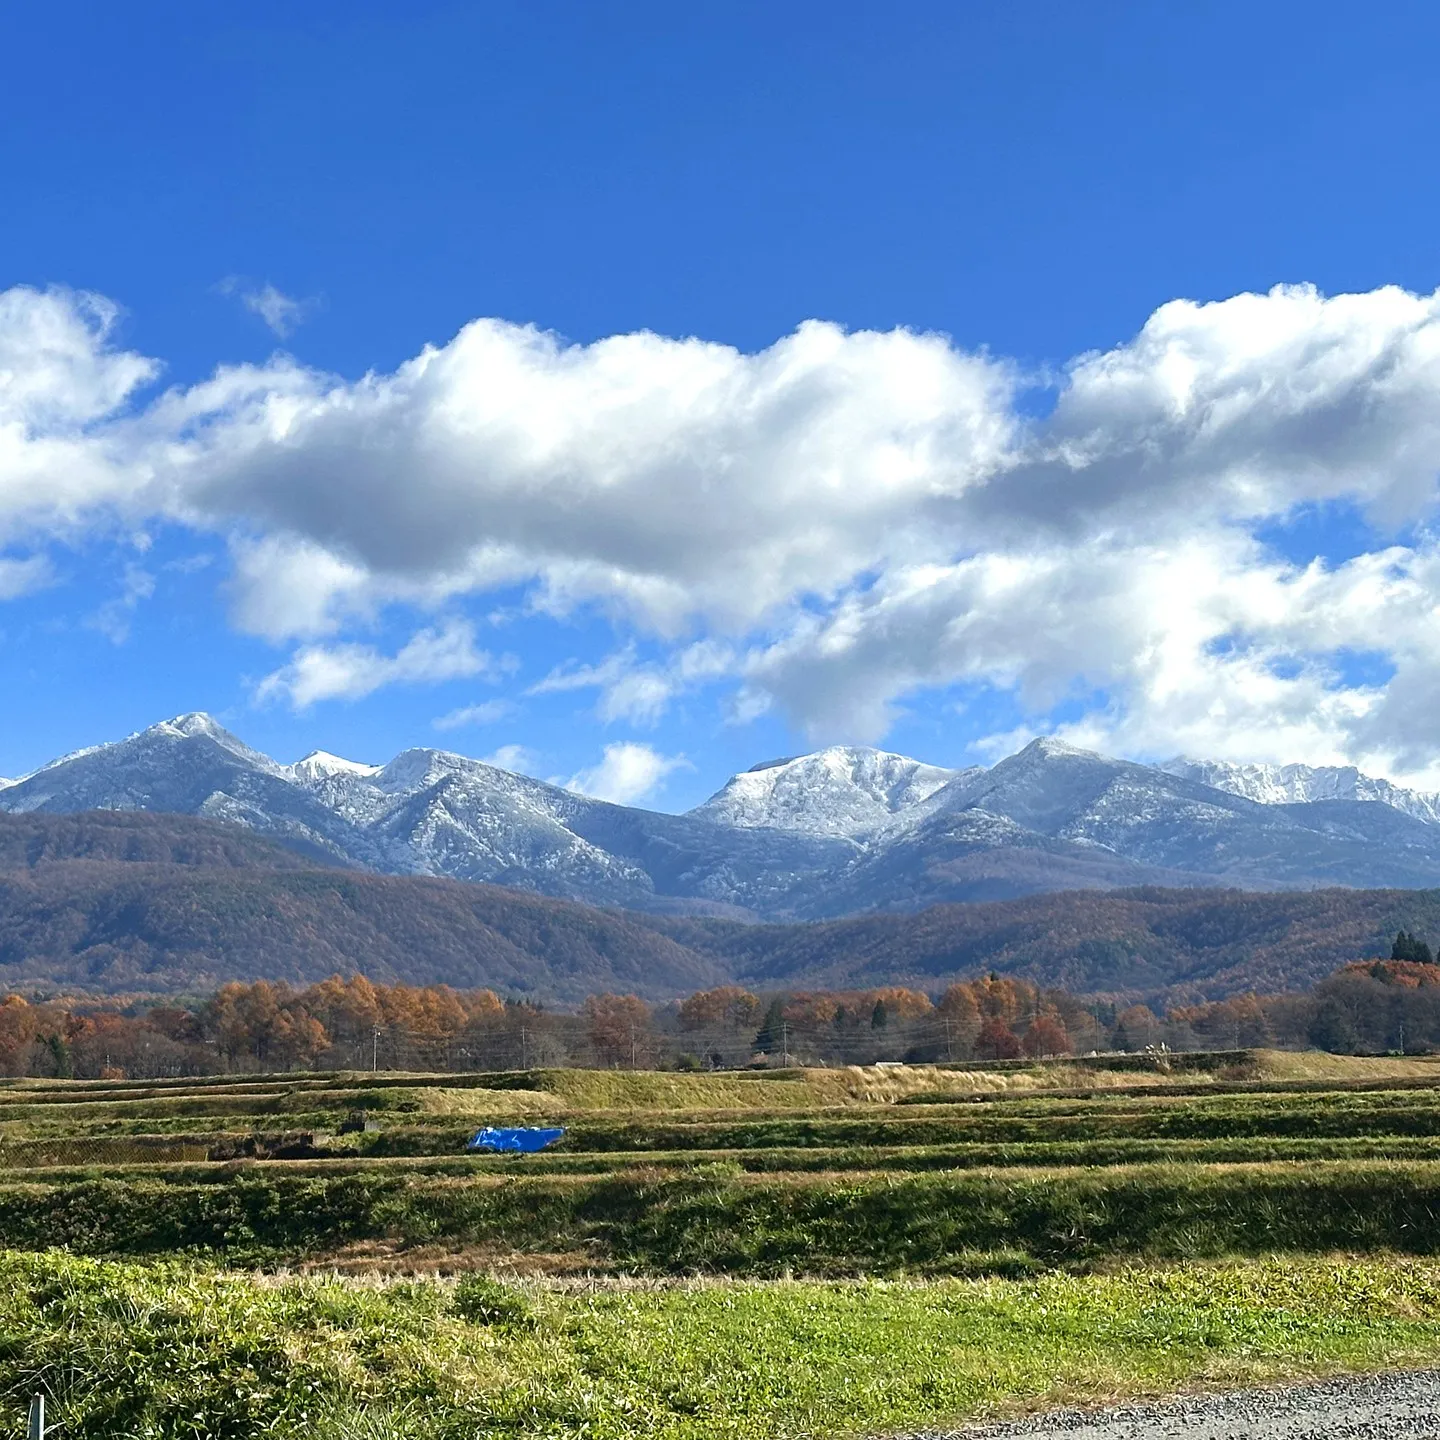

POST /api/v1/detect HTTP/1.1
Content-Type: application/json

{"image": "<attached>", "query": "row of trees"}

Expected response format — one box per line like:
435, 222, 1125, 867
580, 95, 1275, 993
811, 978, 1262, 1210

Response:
0, 972, 1222, 1078
3, 951, 1440, 1079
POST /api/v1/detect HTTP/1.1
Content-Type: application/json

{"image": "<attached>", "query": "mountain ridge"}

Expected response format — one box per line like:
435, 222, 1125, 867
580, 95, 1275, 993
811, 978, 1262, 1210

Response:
1163, 757, 1440, 826
7, 715, 1440, 918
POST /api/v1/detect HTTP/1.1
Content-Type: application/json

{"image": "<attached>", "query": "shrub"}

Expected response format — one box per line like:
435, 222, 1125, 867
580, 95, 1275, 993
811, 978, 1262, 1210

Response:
452, 1274, 534, 1329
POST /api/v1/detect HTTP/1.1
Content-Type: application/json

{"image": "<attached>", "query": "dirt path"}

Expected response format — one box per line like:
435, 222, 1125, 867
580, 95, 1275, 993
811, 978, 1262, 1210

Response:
918, 1370, 1440, 1438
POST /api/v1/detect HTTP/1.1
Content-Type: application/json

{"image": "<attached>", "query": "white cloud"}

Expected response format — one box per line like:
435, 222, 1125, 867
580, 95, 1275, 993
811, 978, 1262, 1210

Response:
434, 699, 515, 730
0, 287, 158, 547
88, 561, 156, 644
0, 286, 156, 430
226, 534, 375, 640
739, 531, 1440, 783
160, 315, 1017, 634
482, 742, 540, 774
565, 742, 688, 805
0, 554, 53, 600
531, 640, 735, 725
255, 617, 497, 709
220, 279, 312, 339
16, 280, 1440, 781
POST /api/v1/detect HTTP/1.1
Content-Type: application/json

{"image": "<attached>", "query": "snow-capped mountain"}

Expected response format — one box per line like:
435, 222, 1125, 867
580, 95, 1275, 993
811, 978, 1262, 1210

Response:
691, 746, 972, 838
9, 715, 1440, 918
285, 750, 383, 785
0, 716, 851, 915
1163, 758, 1440, 827
0, 713, 396, 870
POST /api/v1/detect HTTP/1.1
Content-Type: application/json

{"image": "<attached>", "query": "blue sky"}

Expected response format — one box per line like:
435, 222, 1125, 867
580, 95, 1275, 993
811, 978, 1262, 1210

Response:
4, 1, 1440, 807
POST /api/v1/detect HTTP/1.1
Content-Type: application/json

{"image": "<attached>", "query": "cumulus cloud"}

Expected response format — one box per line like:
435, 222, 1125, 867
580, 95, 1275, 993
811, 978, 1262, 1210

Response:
565, 742, 689, 806
159, 314, 1017, 635
0, 287, 158, 546
14, 280, 1440, 778
255, 618, 497, 709
974, 285, 1440, 540
226, 534, 375, 640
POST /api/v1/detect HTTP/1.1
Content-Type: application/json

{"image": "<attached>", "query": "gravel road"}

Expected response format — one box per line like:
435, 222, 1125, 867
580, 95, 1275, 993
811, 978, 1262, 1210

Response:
915, 1370, 1440, 1438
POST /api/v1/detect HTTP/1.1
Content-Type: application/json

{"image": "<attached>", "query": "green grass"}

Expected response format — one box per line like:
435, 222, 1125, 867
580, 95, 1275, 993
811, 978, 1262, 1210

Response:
11, 1160, 1440, 1272
7, 1055, 1440, 1434
7, 1251, 1440, 1438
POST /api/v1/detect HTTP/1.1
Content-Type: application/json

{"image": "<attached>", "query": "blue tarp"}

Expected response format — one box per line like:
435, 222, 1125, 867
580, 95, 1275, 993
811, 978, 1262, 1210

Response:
466, 1126, 566, 1153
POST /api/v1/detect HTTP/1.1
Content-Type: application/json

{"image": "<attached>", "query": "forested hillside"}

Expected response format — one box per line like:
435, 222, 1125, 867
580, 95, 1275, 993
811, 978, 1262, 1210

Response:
0, 812, 1431, 1002
654, 887, 1440, 1001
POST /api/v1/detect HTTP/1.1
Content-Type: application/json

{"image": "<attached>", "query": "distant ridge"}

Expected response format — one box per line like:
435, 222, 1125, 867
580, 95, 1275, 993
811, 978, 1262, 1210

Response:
0, 809, 1433, 1002
7, 716, 1440, 917
1163, 757, 1440, 826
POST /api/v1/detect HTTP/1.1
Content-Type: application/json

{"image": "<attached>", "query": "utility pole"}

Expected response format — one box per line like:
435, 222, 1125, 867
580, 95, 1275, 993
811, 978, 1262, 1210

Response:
943, 1016, 953, 1061
520, 1024, 528, 1069
780, 1020, 791, 1068
372, 1025, 381, 1073
630, 1024, 638, 1070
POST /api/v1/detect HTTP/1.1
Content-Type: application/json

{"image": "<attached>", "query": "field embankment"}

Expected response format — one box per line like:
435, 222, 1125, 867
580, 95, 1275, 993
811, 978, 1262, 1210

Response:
7, 1050, 1440, 1436
2, 1052, 1440, 1272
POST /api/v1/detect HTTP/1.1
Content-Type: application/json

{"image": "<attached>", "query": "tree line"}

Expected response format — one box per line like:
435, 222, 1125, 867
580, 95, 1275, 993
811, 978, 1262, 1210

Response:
3, 935, 1440, 1078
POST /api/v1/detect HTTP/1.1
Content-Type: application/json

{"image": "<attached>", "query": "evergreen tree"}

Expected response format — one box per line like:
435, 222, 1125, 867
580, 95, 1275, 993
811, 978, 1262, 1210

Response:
753, 997, 786, 1053
1392, 930, 1435, 964
870, 1000, 889, 1030
45, 1032, 73, 1079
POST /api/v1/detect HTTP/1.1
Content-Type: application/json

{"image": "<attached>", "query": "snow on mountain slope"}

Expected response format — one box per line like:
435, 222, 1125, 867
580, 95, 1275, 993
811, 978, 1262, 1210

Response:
286, 750, 383, 785
0, 714, 390, 869
1163, 758, 1440, 826
12, 715, 1440, 918
690, 746, 970, 838
302, 746, 662, 904
934, 738, 1440, 890
295, 744, 852, 912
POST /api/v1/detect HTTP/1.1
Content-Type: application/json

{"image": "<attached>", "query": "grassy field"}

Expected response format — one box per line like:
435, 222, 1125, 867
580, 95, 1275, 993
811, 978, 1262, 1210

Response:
6, 1049, 1440, 1435
8, 1253, 1440, 1438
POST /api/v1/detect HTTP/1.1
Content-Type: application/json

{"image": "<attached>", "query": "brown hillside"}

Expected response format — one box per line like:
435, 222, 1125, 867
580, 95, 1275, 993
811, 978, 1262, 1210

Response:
2, 813, 1438, 1003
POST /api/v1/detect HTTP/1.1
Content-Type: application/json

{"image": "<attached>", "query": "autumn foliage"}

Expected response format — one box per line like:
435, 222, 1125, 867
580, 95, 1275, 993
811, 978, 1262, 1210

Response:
5, 950, 1440, 1079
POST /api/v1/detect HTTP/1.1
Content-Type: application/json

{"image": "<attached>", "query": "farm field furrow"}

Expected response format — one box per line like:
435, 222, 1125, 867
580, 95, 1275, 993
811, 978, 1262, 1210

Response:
7, 1050, 1440, 1436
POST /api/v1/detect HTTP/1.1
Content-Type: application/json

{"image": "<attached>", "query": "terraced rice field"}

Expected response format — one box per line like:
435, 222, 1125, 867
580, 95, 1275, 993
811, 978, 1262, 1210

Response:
4, 1050, 1440, 1270
9, 1050, 1440, 1436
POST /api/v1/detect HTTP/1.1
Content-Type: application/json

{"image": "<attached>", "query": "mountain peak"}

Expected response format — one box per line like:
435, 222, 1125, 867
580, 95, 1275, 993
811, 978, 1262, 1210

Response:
161, 711, 226, 735
691, 744, 964, 838
145, 712, 253, 752
288, 750, 382, 785
1018, 735, 1099, 761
